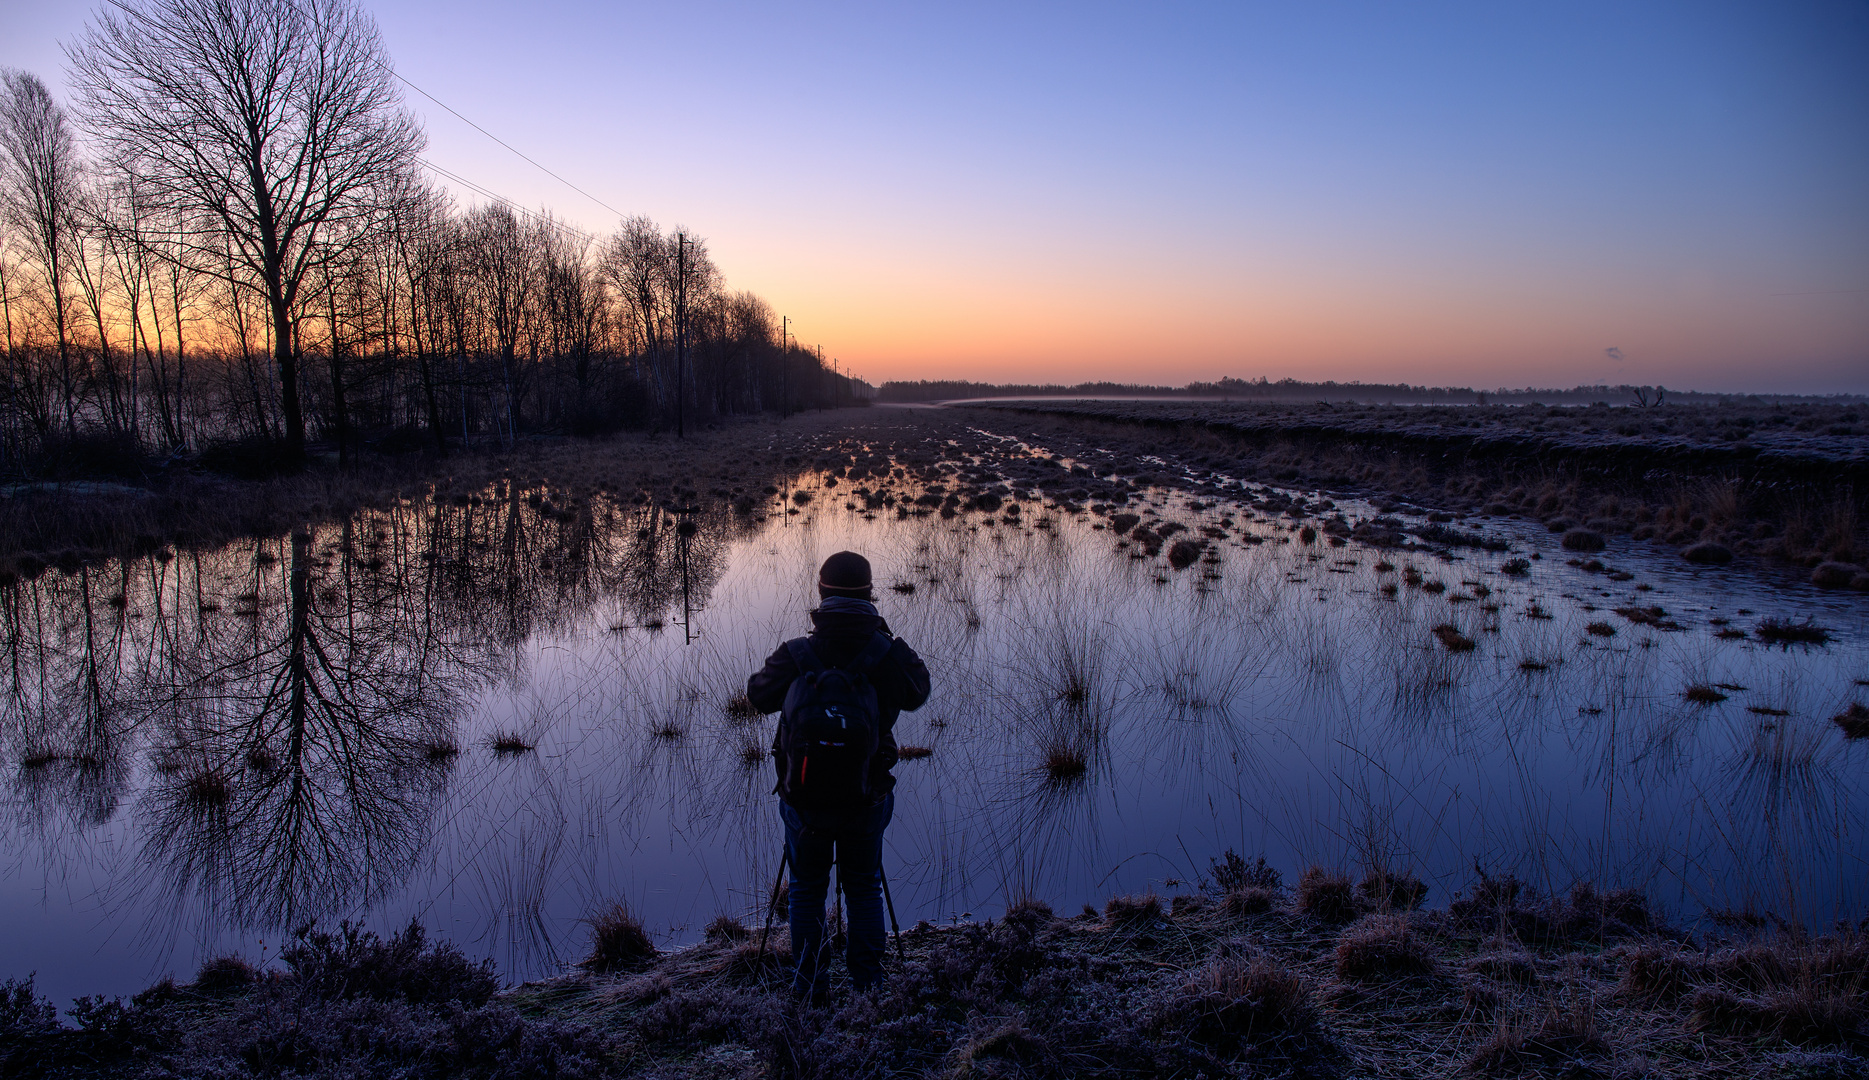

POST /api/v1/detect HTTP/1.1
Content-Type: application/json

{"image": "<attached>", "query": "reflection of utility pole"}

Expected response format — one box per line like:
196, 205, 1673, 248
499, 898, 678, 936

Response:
779, 315, 789, 420
675, 232, 692, 439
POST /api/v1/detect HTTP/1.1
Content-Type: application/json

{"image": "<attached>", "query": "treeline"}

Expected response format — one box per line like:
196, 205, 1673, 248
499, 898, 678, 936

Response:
0, 0, 850, 477
881, 375, 1863, 406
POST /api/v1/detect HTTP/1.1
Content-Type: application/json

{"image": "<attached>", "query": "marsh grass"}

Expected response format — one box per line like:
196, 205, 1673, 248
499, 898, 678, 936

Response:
1334, 914, 1436, 980
1833, 702, 1869, 738
489, 731, 535, 755
581, 903, 658, 973
1431, 624, 1477, 652
1755, 617, 1833, 647
1297, 867, 1360, 923
1683, 684, 1729, 705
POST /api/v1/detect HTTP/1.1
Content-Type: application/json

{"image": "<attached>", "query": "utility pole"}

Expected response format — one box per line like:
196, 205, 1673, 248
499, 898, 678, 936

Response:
779, 315, 789, 419
815, 346, 823, 411
675, 231, 691, 439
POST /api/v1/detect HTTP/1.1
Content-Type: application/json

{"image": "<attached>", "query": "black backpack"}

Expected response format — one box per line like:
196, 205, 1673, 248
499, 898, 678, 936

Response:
776, 633, 893, 810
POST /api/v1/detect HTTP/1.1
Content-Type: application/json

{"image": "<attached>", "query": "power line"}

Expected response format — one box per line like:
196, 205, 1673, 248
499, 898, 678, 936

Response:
391, 71, 627, 222
417, 158, 602, 246
253, 0, 629, 222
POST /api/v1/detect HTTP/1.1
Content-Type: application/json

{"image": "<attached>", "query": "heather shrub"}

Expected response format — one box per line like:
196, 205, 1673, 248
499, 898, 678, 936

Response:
281, 920, 497, 1006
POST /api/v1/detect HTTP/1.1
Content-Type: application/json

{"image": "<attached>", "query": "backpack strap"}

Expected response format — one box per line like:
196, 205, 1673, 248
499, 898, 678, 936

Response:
785, 633, 891, 675
784, 637, 823, 673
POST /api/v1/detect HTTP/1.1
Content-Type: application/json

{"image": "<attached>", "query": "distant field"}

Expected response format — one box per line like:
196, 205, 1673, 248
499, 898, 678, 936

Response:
960, 398, 1869, 585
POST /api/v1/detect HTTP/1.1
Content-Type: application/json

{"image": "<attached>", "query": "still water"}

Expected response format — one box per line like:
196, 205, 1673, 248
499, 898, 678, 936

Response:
3, 461, 1865, 1004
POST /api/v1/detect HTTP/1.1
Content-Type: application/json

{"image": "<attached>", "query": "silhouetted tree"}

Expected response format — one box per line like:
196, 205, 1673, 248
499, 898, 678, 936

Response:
69, 0, 424, 459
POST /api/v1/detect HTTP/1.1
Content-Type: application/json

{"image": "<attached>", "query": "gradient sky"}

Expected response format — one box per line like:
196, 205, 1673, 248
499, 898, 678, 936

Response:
5, 0, 1867, 392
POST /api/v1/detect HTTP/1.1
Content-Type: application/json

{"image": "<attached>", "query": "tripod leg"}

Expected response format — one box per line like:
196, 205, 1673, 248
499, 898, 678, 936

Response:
880, 864, 906, 964
756, 848, 789, 972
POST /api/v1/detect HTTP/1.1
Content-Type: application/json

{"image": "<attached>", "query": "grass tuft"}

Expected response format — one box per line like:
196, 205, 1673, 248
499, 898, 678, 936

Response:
1165, 956, 1316, 1052
1296, 867, 1360, 923
1334, 914, 1436, 980
1041, 743, 1088, 784
1616, 945, 1704, 1001
1103, 891, 1163, 927
1359, 869, 1428, 911
581, 903, 658, 973
723, 692, 760, 721
1466, 1000, 1609, 1074
1223, 886, 1278, 917
1755, 617, 1832, 646
1431, 624, 1477, 652
1683, 684, 1728, 705
192, 955, 257, 995
1832, 702, 1869, 738
489, 731, 535, 755
704, 915, 750, 944
895, 745, 933, 760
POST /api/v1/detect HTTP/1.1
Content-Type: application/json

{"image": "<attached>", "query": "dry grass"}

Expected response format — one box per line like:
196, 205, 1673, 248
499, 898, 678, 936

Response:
1297, 867, 1360, 923
581, 903, 658, 973
1682, 684, 1728, 705
1334, 915, 1436, 980
1102, 891, 1163, 927
1833, 702, 1869, 738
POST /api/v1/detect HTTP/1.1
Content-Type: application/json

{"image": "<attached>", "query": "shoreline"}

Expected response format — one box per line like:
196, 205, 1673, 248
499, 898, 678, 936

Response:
3, 868, 1862, 1078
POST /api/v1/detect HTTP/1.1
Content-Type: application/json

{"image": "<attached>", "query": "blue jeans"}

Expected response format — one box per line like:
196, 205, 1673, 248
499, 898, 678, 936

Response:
781, 792, 893, 997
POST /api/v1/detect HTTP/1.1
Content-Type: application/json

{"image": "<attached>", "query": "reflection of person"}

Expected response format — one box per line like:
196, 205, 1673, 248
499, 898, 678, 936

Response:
747, 551, 930, 999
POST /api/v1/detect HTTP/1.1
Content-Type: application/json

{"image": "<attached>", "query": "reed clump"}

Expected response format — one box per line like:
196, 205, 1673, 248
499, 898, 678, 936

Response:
1103, 891, 1163, 927
1833, 702, 1869, 738
1334, 914, 1436, 980
582, 903, 658, 973
1297, 867, 1360, 923
1682, 684, 1728, 705
1431, 624, 1477, 652
1755, 617, 1832, 646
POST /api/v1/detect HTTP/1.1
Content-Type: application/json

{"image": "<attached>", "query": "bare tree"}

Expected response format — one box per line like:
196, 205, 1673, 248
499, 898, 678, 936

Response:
69, 0, 423, 459
0, 70, 83, 436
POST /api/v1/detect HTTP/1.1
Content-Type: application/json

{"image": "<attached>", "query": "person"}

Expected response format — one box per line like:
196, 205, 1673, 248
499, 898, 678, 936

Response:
747, 550, 930, 999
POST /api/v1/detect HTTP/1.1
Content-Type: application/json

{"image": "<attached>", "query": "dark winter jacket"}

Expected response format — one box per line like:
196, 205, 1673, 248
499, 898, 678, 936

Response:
747, 598, 931, 799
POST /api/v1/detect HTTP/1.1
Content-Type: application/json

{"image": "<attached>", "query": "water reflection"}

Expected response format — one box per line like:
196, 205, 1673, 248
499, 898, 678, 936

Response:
1, 463, 1865, 999
0, 488, 745, 958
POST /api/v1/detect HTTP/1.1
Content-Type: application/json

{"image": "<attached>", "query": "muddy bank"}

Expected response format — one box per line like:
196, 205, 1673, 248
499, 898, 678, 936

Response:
4, 867, 1863, 1079
960, 399, 1869, 587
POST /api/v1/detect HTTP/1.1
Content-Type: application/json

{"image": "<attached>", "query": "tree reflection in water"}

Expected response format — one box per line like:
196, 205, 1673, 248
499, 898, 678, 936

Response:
0, 487, 741, 950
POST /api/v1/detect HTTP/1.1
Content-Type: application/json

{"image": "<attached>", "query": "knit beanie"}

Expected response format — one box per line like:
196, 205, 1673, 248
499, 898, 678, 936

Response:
817, 551, 873, 598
